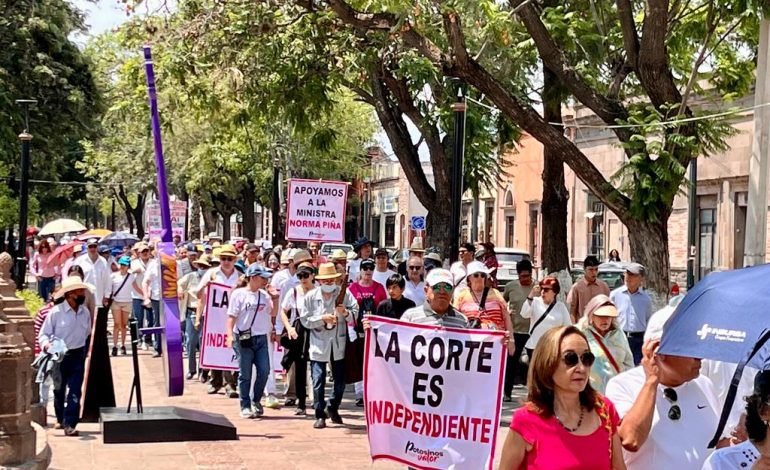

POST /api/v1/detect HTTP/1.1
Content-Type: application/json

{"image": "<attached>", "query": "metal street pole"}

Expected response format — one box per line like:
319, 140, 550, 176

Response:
449, 89, 467, 265
272, 157, 281, 246
744, 18, 770, 267
14, 99, 36, 290
686, 158, 697, 289
111, 198, 116, 231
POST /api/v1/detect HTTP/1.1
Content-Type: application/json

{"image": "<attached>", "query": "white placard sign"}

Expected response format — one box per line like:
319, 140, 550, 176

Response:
199, 282, 238, 371
286, 178, 348, 242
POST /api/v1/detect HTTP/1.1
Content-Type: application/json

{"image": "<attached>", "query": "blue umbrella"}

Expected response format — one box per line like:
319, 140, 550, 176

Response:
658, 263, 770, 367
100, 231, 140, 249
658, 263, 770, 447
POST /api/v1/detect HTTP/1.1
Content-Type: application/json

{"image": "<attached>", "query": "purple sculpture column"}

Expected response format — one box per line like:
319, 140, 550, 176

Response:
143, 45, 184, 396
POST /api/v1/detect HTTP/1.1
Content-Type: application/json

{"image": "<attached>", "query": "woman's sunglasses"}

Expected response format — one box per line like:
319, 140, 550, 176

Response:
361, 265, 374, 271
470, 273, 487, 279
297, 272, 313, 280
562, 351, 595, 368
663, 387, 681, 420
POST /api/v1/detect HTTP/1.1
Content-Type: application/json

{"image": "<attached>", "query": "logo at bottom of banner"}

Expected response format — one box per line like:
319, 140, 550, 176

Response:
363, 316, 506, 470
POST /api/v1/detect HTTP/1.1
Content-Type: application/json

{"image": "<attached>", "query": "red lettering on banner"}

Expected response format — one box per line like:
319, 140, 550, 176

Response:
367, 400, 492, 444
206, 332, 227, 347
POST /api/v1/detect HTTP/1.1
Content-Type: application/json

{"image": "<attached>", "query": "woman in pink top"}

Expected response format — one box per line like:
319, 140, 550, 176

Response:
499, 325, 626, 470
32, 239, 57, 301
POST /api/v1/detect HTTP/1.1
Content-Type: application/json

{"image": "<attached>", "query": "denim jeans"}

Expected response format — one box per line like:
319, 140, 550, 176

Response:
38, 276, 55, 301
132, 299, 153, 344
504, 332, 530, 396
627, 333, 644, 366
185, 313, 200, 375
235, 334, 270, 410
311, 359, 345, 419
151, 299, 161, 353
53, 347, 86, 428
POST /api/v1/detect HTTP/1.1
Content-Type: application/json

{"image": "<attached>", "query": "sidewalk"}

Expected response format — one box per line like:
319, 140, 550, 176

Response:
46, 345, 525, 470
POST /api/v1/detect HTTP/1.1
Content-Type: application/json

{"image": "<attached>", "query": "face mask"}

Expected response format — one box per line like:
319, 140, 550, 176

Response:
320, 284, 337, 294
74, 295, 86, 306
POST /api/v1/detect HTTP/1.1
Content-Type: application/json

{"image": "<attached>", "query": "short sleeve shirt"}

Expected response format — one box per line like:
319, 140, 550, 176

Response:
280, 285, 314, 324
400, 303, 469, 328
453, 287, 508, 330
510, 400, 620, 470
227, 288, 273, 335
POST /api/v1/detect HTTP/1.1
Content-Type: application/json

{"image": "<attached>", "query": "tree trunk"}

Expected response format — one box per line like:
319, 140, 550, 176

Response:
425, 201, 452, 260
200, 197, 217, 235
220, 211, 232, 241
189, 195, 201, 240
132, 193, 146, 239
540, 65, 570, 273
625, 217, 670, 297
240, 189, 256, 242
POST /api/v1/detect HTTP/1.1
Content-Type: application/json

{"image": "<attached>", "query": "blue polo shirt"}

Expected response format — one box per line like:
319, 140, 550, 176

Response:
610, 285, 653, 333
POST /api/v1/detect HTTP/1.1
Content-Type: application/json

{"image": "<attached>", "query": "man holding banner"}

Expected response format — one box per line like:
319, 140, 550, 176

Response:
362, 268, 509, 469
195, 244, 240, 397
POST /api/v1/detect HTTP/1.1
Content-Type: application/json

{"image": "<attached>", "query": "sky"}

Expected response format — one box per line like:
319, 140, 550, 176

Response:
68, 0, 409, 161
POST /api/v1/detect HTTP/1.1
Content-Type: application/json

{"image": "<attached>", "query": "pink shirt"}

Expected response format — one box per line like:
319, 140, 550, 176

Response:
510, 397, 620, 470
32, 252, 57, 278
348, 281, 387, 316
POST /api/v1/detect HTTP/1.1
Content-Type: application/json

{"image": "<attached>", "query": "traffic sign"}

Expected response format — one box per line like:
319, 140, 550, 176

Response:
410, 216, 426, 231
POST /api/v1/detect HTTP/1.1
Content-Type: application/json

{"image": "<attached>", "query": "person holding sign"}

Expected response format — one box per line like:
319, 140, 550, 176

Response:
499, 325, 626, 470
300, 262, 358, 429
400, 269, 469, 328
226, 264, 275, 419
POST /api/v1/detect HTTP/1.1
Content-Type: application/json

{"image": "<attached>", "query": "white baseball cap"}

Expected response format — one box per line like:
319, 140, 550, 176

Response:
426, 268, 454, 288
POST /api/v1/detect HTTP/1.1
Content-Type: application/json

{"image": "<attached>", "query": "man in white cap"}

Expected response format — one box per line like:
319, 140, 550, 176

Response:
605, 316, 724, 470
610, 262, 653, 365
400, 269, 469, 328
38, 277, 93, 436
74, 238, 112, 314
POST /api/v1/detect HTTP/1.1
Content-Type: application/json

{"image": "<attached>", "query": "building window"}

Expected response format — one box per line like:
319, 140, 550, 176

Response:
699, 208, 716, 279
385, 215, 396, 247
505, 216, 515, 248
485, 204, 494, 242
586, 193, 605, 261
461, 202, 472, 242
371, 216, 380, 246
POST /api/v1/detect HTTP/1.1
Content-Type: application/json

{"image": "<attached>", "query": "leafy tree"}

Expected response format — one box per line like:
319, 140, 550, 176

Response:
0, 0, 101, 221
303, 0, 757, 292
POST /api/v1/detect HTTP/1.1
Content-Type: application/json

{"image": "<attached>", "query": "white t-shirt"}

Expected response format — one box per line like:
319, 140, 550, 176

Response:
372, 269, 396, 287
700, 360, 758, 437
404, 280, 426, 306
702, 439, 760, 470
143, 258, 161, 301
194, 267, 240, 297
109, 271, 135, 303
130, 258, 150, 300
519, 297, 572, 349
280, 285, 314, 324
605, 367, 720, 470
227, 288, 273, 336
449, 261, 469, 289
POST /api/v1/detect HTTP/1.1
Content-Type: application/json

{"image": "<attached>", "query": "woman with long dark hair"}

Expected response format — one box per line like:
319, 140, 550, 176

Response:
703, 370, 770, 469
499, 325, 626, 469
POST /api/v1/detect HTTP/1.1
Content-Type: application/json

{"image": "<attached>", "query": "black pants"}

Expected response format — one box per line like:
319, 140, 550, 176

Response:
211, 370, 238, 390
294, 358, 308, 409
504, 332, 530, 395
53, 347, 86, 428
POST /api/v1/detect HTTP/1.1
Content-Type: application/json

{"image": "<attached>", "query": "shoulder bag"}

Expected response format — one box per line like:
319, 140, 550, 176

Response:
236, 292, 261, 348
589, 330, 621, 374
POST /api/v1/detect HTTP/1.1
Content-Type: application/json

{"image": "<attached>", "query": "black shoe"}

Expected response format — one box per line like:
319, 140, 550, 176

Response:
111, 347, 118, 357
313, 418, 326, 429
355, 398, 364, 407
120, 346, 127, 355
327, 408, 343, 425
200, 372, 209, 383
294, 407, 306, 416
186, 372, 194, 380
284, 398, 296, 407
503, 394, 512, 403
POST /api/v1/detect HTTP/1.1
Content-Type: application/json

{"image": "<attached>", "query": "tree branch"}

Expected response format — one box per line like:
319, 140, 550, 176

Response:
513, 2, 633, 144
615, 0, 639, 68
638, 0, 684, 110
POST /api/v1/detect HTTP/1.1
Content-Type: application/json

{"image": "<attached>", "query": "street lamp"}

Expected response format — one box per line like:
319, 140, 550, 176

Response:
272, 155, 282, 246
449, 87, 467, 264
14, 99, 37, 290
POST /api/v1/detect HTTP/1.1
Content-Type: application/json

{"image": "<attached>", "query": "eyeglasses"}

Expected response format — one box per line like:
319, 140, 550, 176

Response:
431, 283, 452, 293
408, 266, 422, 270
561, 351, 595, 368
297, 272, 312, 280
361, 265, 374, 271
541, 287, 553, 292
219, 256, 235, 262
663, 388, 681, 420
470, 273, 487, 279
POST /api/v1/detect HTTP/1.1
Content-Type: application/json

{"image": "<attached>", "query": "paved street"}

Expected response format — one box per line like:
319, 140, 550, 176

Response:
45, 345, 526, 470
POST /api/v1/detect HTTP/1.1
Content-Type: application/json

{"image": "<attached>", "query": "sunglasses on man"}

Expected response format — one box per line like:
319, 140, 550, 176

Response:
219, 256, 235, 262
431, 283, 452, 293
663, 387, 682, 420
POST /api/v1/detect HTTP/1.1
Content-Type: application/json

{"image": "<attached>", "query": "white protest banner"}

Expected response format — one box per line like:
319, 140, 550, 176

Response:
364, 316, 506, 470
286, 178, 347, 242
146, 200, 187, 240
199, 282, 238, 371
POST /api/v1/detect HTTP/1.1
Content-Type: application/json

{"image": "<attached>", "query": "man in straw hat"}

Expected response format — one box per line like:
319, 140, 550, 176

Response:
38, 276, 93, 436
300, 262, 358, 429
178, 254, 211, 380
397, 237, 425, 276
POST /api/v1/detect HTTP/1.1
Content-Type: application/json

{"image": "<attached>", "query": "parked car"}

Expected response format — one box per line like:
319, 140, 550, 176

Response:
495, 248, 532, 287
320, 243, 354, 256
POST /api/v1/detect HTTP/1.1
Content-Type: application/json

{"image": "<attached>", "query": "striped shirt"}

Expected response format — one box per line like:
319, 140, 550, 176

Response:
33, 302, 54, 355
400, 302, 469, 328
